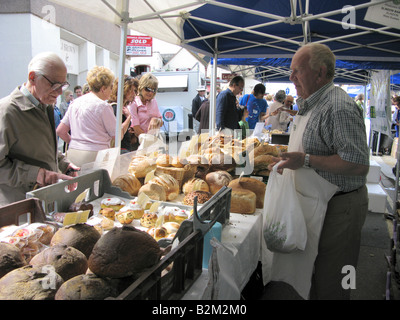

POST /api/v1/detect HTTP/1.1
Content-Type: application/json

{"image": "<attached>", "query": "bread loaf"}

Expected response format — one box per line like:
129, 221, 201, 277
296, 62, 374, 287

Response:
138, 183, 167, 201
128, 156, 157, 178
205, 171, 232, 194
183, 190, 212, 206
150, 174, 179, 200
0, 265, 63, 300
156, 154, 172, 167
55, 273, 119, 300
228, 177, 266, 209
112, 174, 142, 196
29, 244, 88, 281
0, 243, 27, 278
230, 187, 256, 214
182, 178, 210, 194
88, 226, 162, 278
50, 224, 101, 259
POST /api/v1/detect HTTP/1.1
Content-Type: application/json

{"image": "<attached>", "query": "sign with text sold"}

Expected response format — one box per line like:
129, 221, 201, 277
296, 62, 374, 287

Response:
126, 35, 153, 57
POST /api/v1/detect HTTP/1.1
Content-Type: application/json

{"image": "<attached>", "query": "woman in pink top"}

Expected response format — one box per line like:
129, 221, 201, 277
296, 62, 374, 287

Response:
56, 66, 131, 166
129, 73, 163, 138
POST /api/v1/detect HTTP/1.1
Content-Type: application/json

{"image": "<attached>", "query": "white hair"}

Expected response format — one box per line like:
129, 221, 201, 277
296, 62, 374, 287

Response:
28, 52, 66, 75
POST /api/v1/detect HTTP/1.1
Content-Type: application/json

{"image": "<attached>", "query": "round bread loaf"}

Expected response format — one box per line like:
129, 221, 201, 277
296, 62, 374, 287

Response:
228, 177, 266, 209
138, 183, 167, 201
0, 265, 63, 300
50, 224, 101, 259
156, 154, 171, 167
30, 244, 88, 281
112, 174, 142, 196
150, 174, 179, 200
208, 153, 236, 172
182, 178, 209, 195
183, 190, 212, 206
0, 242, 27, 279
129, 157, 157, 178
230, 187, 257, 214
205, 171, 232, 194
88, 226, 162, 278
55, 273, 119, 300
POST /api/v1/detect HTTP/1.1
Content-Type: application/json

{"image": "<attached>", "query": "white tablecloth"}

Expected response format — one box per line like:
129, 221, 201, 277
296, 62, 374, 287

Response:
183, 210, 263, 300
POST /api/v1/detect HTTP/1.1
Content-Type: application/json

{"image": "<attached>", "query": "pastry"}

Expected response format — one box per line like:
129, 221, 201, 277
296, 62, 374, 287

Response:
100, 197, 125, 212
99, 207, 115, 220
183, 190, 212, 206
182, 178, 209, 194
118, 203, 145, 219
101, 217, 115, 230
205, 171, 232, 194
112, 174, 142, 196
140, 212, 158, 228
147, 227, 168, 241
162, 222, 180, 234
115, 211, 135, 224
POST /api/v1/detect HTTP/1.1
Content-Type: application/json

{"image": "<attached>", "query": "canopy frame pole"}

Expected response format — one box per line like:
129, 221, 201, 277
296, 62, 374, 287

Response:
114, 0, 130, 149
209, 38, 218, 137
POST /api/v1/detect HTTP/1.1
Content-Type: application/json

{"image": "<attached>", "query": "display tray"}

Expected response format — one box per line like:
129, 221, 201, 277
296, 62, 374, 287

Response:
26, 169, 232, 300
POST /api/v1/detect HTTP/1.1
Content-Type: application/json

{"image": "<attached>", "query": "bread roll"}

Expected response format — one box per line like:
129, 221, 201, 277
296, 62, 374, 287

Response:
156, 154, 172, 167
228, 177, 266, 209
140, 212, 158, 228
112, 174, 142, 196
138, 183, 167, 201
0, 243, 27, 278
230, 187, 256, 214
88, 226, 162, 278
182, 178, 209, 194
147, 227, 167, 241
50, 224, 101, 259
171, 156, 187, 168
0, 265, 63, 300
55, 273, 119, 300
205, 171, 232, 194
30, 244, 88, 281
150, 174, 179, 200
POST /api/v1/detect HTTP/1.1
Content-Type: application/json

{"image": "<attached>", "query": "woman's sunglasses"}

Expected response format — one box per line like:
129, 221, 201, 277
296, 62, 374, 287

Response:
144, 87, 156, 93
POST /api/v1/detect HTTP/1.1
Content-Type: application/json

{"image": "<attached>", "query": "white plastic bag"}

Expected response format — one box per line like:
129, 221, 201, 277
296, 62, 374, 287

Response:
262, 164, 307, 253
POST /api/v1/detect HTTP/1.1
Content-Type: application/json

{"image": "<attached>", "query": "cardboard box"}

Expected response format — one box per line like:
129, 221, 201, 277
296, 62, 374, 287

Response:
367, 159, 381, 183
367, 183, 388, 213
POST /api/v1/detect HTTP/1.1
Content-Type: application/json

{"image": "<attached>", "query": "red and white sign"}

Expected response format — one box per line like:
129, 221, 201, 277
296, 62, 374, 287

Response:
126, 35, 153, 57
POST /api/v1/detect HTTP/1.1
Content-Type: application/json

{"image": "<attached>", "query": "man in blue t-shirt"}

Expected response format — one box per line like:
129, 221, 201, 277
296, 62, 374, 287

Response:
239, 83, 267, 129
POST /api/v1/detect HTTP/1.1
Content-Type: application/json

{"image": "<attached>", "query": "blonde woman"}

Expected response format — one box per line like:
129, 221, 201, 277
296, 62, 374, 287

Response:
128, 73, 163, 138
57, 66, 131, 166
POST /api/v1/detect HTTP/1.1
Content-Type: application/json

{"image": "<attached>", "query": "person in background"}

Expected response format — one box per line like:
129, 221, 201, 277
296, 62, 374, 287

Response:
0, 52, 78, 206
74, 85, 83, 98
239, 83, 268, 130
109, 75, 139, 153
216, 75, 245, 132
265, 90, 287, 130
192, 86, 207, 118
278, 95, 296, 132
238, 106, 249, 139
355, 93, 365, 118
195, 99, 210, 134
392, 96, 400, 138
270, 43, 369, 300
82, 83, 90, 95
56, 66, 131, 166
128, 73, 163, 138
59, 89, 74, 117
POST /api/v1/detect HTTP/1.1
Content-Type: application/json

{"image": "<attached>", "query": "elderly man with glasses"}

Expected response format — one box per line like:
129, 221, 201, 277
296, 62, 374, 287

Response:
0, 52, 78, 206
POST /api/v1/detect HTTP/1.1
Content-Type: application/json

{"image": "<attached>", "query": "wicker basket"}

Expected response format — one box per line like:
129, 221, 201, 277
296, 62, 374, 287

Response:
155, 164, 196, 189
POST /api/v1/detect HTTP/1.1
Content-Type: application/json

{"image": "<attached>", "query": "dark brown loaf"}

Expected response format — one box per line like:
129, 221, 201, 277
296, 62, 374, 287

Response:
55, 273, 119, 300
88, 226, 162, 278
50, 224, 101, 259
0, 265, 63, 300
0, 242, 27, 278
29, 244, 88, 281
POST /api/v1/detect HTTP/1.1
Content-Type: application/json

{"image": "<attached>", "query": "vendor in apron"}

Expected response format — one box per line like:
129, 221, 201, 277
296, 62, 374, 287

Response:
263, 43, 369, 300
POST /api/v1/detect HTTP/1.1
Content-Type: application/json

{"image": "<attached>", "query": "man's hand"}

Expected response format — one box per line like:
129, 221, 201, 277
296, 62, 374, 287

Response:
36, 168, 73, 187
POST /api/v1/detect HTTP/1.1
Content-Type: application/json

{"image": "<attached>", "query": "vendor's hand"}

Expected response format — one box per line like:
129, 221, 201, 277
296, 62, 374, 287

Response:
122, 106, 130, 118
36, 168, 74, 187
133, 125, 144, 137
274, 152, 306, 174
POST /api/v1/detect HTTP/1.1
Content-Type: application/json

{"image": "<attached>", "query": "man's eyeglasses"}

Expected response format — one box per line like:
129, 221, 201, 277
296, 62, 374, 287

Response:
41, 74, 70, 91
144, 87, 156, 93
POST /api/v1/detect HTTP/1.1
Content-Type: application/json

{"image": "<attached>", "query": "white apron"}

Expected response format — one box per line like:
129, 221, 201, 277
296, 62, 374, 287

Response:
261, 95, 338, 299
